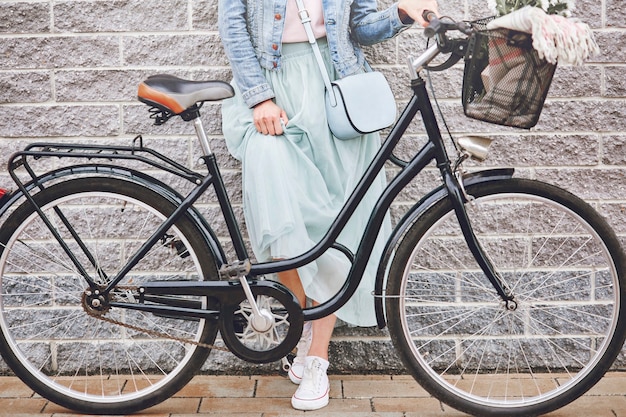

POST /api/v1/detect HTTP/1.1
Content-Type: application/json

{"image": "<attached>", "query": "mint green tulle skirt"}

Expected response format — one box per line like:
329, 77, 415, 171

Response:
221, 40, 391, 327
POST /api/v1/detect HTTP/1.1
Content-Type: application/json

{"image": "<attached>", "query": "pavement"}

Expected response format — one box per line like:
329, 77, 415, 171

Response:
1, 372, 625, 417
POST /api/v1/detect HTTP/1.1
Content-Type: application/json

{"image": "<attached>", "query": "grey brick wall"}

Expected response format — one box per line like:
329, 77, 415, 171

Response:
0, 0, 625, 375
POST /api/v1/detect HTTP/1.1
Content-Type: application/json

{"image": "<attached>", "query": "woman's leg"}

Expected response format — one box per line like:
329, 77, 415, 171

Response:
278, 269, 334, 411
307, 300, 336, 360
277, 269, 306, 308
277, 269, 336, 358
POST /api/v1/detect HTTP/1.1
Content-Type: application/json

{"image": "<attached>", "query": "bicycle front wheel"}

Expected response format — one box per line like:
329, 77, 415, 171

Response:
386, 178, 626, 416
0, 177, 219, 414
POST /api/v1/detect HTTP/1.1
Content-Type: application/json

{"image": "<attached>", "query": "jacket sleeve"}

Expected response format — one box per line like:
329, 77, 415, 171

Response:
350, 1, 412, 46
218, 0, 275, 108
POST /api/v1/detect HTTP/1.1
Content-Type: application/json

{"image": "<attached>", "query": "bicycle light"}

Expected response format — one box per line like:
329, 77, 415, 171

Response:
456, 135, 493, 162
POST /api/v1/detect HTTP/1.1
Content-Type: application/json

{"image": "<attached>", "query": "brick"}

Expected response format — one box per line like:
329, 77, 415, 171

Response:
55, 69, 148, 102
549, 65, 602, 98
535, 168, 626, 200
343, 376, 431, 398
599, 202, 626, 233
0, 2, 50, 34
538, 100, 626, 132
606, 0, 626, 27
172, 414, 259, 417
53, 0, 189, 32
330, 340, 404, 373
174, 375, 255, 398
485, 134, 600, 167
441, 0, 466, 20
0, 72, 51, 104
0, 36, 121, 69
591, 31, 626, 63
0, 377, 34, 398
0, 105, 120, 138
577, 372, 626, 395
198, 397, 294, 414
426, 65, 465, 100
123, 34, 229, 67
570, 0, 603, 29
192, 0, 219, 31
0, 398, 48, 414
375, 397, 446, 414
363, 42, 393, 66
605, 66, 626, 97
602, 135, 626, 165
545, 395, 626, 416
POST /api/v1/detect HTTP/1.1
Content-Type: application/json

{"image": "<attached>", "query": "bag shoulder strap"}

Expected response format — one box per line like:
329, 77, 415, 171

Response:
294, 0, 337, 106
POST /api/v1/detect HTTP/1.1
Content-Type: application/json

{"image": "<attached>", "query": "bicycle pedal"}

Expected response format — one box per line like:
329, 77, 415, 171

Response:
281, 356, 292, 372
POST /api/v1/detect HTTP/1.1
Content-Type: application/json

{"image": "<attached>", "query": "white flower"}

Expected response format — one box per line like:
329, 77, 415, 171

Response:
489, 0, 575, 17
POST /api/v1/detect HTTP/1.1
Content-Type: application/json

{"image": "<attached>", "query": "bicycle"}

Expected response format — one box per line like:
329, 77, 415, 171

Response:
0, 12, 624, 417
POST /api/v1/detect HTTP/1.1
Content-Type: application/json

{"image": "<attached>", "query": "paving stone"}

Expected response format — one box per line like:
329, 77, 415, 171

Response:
0, 377, 34, 398
0, 398, 47, 415
174, 375, 255, 398
374, 397, 447, 414
343, 376, 431, 398
0, 373, 625, 415
545, 395, 626, 416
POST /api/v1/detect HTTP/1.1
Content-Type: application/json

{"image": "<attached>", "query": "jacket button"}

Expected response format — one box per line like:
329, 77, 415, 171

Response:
272, 43, 278, 50
275, 14, 282, 20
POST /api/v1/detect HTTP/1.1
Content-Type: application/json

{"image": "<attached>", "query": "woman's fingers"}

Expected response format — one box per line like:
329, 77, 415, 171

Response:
253, 100, 287, 136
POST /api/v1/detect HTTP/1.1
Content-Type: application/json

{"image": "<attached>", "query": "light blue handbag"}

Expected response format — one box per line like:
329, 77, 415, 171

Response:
324, 71, 397, 140
296, 0, 397, 140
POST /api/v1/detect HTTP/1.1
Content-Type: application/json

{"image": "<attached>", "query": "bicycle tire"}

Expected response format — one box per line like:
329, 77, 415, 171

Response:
0, 177, 219, 414
386, 178, 626, 416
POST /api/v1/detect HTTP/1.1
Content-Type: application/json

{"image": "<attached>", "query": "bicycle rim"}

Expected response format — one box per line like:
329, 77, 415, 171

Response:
0, 179, 217, 412
387, 179, 625, 415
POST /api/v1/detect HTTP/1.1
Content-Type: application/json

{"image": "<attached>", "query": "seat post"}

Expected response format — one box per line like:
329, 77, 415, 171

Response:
193, 118, 213, 156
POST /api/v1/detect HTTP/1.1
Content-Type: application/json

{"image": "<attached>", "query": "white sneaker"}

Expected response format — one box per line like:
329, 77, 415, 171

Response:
288, 321, 312, 385
291, 356, 330, 411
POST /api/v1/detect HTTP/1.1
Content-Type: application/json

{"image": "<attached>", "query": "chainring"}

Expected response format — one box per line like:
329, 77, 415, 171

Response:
219, 282, 303, 364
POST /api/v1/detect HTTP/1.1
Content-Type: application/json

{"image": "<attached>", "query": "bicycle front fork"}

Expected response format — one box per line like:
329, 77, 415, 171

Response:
443, 167, 517, 308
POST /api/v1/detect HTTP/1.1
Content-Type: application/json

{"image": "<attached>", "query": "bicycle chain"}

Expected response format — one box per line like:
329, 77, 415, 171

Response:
82, 286, 231, 353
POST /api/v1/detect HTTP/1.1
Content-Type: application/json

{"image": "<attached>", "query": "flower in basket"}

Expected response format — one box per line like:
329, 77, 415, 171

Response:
488, 0, 575, 17
485, 0, 598, 65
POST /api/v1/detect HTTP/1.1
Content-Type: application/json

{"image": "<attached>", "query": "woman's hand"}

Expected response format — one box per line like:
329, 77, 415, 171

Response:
398, 0, 439, 27
253, 100, 289, 136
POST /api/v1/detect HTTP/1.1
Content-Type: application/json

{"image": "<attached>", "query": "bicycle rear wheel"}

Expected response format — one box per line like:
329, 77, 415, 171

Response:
0, 177, 219, 414
386, 178, 626, 416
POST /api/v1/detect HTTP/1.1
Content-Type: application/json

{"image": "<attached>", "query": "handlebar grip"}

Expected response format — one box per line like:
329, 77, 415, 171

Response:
422, 10, 441, 38
422, 10, 437, 23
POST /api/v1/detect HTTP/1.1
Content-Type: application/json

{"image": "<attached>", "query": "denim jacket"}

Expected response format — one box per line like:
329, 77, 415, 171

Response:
218, 0, 412, 108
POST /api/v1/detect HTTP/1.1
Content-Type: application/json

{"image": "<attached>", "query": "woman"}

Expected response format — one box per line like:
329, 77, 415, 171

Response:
218, 0, 438, 411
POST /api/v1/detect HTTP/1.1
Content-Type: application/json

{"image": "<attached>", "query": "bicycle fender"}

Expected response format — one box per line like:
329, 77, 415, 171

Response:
373, 168, 514, 329
0, 164, 227, 267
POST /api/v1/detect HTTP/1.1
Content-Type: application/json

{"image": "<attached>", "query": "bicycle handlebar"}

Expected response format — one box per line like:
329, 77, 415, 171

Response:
407, 12, 474, 79
422, 10, 473, 38
422, 10, 440, 38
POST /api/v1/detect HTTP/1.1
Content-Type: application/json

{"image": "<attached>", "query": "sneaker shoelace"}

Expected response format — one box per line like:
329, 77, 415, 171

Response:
300, 359, 325, 393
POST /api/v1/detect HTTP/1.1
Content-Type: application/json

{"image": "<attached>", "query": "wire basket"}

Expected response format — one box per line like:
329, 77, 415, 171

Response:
462, 20, 557, 129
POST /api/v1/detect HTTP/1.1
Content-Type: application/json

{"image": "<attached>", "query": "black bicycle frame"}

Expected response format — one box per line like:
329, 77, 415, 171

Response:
235, 74, 511, 321
6, 74, 512, 323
